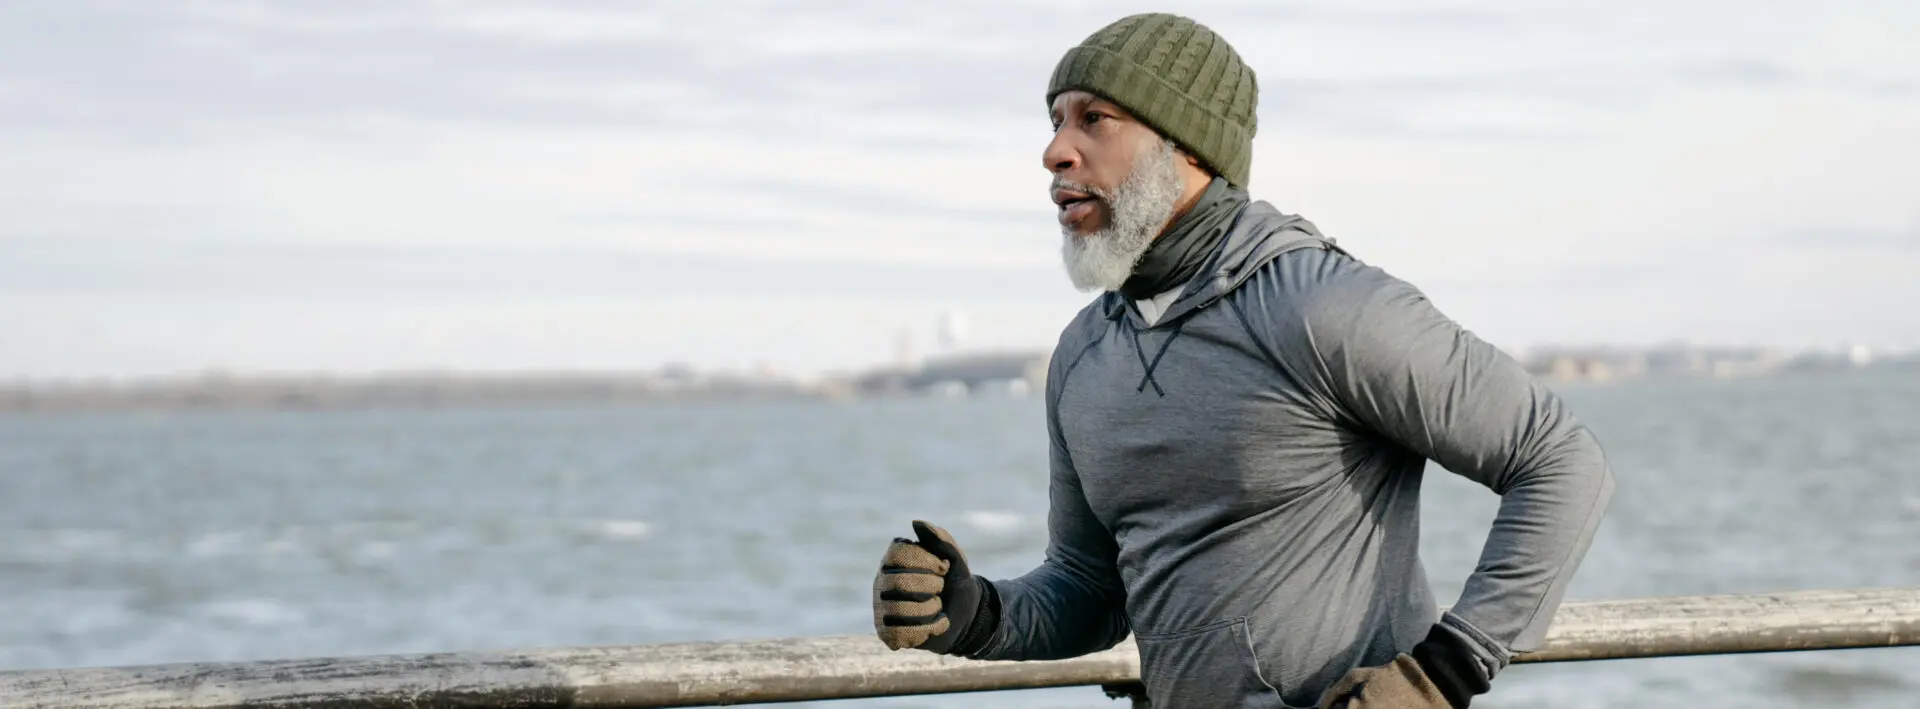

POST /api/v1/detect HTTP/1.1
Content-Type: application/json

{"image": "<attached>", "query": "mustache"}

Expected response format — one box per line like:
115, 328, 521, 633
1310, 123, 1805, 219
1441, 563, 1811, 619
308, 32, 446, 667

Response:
1050, 176, 1115, 202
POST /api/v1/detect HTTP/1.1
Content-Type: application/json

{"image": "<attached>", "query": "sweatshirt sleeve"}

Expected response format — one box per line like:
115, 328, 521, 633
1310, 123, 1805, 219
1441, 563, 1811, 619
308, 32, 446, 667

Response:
964, 336, 1132, 661
1291, 256, 1615, 677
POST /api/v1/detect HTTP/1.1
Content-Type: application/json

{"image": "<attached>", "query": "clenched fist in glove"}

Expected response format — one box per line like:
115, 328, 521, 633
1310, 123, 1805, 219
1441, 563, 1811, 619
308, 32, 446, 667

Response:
1315, 654, 1451, 708
1317, 624, 1490, 708
871, 520, 999, 655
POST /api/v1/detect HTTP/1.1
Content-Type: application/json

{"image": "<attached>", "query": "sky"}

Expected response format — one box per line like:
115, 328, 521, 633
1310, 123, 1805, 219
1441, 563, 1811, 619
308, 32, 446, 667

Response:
3, 0, 1918, 380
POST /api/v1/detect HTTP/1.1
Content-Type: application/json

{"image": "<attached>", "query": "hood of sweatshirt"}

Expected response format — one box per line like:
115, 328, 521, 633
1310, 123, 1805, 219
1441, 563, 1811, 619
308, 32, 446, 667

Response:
1100, 200, 1336, 330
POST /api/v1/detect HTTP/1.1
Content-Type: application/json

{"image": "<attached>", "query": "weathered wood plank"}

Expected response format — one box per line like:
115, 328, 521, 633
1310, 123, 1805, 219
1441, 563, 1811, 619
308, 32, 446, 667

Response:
1521, 587, 1920, 661
2, 588, 1915, 708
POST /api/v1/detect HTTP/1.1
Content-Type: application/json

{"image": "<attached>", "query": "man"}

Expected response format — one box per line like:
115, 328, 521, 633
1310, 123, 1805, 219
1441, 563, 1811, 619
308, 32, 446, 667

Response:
872, 12, 1614, 708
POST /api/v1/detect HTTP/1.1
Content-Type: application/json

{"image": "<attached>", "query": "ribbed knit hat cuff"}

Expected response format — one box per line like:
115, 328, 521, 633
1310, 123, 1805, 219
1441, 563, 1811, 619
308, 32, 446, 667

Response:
1047, 44, 1254, 187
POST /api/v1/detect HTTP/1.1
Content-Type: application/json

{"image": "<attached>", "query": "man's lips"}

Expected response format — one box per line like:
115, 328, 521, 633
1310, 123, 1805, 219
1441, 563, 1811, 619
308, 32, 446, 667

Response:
1056, 193, 1098, 226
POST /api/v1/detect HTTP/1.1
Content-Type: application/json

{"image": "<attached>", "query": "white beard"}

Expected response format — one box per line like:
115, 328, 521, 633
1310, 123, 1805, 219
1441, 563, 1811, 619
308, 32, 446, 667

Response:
1059, 139, 1185, 293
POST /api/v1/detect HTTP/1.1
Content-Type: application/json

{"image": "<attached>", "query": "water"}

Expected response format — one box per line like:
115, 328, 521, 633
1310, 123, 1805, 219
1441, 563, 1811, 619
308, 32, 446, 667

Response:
2, 370, 1917, 707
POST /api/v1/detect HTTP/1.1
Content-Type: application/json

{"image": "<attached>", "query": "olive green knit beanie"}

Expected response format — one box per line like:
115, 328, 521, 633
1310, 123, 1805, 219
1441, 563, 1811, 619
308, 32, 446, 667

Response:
1047, 13, 1258, 187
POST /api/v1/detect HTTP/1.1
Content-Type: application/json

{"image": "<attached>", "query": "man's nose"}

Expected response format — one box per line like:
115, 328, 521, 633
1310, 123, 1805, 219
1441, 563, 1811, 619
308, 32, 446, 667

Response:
1042, 132, 1078, 175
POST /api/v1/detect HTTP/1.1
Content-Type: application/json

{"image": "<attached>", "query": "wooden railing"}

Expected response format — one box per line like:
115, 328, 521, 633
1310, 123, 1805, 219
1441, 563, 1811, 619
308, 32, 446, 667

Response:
3, 587, 1916, 708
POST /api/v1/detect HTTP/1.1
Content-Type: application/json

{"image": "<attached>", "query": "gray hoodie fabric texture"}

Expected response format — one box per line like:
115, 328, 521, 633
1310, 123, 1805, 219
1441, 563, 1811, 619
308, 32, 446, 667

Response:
963, 200, 1616, 708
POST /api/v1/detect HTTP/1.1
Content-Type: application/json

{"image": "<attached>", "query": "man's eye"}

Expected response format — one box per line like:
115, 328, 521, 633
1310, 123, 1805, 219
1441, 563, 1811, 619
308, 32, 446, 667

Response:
1084, 111, 1104, 126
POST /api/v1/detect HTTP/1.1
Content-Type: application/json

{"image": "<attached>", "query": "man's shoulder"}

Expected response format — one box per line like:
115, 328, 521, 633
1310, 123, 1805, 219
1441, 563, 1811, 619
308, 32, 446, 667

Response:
1240, 243, 1408, 312
1235, 244, 1436, 348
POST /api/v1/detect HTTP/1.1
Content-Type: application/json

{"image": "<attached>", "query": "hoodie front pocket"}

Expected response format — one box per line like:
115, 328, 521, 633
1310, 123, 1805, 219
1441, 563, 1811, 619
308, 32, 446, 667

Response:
1134, 617, 1305, 709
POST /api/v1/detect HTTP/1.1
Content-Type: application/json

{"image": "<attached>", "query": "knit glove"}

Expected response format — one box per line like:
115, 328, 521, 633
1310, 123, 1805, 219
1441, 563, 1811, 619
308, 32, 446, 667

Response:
871, 520, 997, 655
1315, 654, 1451, 709
1318, 621, 1491, 709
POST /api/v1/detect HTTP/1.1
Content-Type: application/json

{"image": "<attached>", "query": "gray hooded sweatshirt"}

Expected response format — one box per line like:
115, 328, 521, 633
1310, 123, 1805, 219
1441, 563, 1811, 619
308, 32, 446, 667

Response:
964, 200, 1615, 708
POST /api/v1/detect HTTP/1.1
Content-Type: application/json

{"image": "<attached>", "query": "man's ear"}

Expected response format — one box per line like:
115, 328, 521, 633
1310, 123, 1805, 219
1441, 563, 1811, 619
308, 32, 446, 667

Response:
1174, 148, 1215, 184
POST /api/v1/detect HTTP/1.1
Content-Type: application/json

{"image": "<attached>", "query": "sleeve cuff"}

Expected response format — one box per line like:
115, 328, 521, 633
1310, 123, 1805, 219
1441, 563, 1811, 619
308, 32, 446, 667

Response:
1409, 622, 1493, 708
949, 577, 1001, 658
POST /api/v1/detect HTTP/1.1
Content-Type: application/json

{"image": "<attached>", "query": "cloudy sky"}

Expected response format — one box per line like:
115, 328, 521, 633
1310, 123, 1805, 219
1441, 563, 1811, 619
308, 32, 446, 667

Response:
3, 1, 1917, 379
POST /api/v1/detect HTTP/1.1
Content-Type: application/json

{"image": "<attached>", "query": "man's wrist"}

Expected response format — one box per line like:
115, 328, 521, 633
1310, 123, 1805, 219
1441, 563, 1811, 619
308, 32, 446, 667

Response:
1409, 623, 1491, 708
947, 577, 1001, 657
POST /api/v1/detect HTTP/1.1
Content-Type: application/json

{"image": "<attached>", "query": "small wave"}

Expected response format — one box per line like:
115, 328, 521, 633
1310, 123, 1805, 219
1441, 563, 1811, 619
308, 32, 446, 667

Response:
356, 540, 398, 560
1772, 663, 1909, 701
187, 530, 250, 557
0, 529, 135, 563
199, 599, 305, 627
52, 529, 124, 552
594, 520, 651, 540
962, 510, 1024, 533
1903, 496, 1920, 514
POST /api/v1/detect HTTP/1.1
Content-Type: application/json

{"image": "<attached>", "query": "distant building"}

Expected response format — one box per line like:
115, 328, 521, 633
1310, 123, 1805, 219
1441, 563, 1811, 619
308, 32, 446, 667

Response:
936, 311, 969, 352
893, 329, 918, 370
1522, 342, 1799, 382
849, 349, 1049, 398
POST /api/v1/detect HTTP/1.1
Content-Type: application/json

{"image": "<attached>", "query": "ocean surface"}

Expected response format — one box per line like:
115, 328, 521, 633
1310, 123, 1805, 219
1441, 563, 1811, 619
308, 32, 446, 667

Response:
2, 370, 1917, 707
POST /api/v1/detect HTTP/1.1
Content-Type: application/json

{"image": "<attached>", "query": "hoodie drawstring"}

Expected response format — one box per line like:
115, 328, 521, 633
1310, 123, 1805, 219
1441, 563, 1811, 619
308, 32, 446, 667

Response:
1110, 304, 1185, 397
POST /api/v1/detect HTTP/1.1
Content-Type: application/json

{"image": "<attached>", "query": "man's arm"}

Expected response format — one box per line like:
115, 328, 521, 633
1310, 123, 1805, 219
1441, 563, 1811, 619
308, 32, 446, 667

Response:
961, 344, 1131, 661
1298, 259, 1615, 701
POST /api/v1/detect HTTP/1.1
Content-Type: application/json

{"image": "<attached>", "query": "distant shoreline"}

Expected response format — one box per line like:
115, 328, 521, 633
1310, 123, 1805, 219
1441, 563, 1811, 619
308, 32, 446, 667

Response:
0, 371, 840, 415
5, 365, 1913, 416
0, 349, 1052, 414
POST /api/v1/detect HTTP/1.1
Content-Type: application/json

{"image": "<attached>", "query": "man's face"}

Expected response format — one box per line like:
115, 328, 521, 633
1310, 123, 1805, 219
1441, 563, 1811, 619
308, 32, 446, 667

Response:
1045, 90, 1188, 292
1044, 91, 1170, 236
